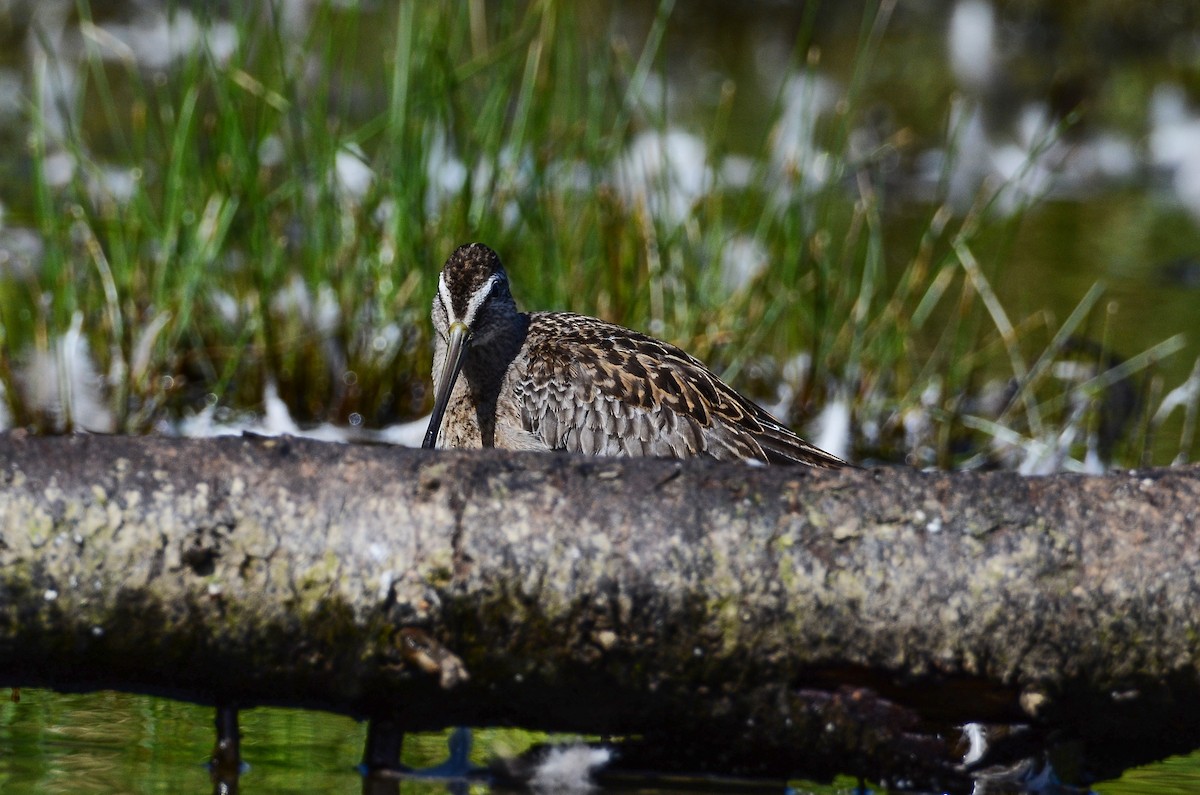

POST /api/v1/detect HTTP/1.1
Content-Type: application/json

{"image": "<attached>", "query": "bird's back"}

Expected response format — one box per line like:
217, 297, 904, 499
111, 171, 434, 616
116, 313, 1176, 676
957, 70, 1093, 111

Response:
507, 312, 847, 467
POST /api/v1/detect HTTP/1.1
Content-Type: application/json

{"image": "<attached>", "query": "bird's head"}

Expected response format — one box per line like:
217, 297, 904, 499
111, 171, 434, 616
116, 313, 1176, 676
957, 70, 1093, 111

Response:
423, 243, 516, 449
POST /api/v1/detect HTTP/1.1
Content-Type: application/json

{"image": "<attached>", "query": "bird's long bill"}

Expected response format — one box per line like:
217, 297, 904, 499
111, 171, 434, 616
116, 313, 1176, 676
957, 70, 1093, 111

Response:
422, 321, 470, 449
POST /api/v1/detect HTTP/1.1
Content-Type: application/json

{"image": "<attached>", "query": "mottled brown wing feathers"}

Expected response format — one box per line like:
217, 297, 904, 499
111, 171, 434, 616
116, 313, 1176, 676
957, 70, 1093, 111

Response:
515, 312, 847, 467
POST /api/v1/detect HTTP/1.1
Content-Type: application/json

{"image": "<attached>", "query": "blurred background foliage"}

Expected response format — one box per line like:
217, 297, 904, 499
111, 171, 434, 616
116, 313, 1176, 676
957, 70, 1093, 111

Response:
0, 0, 1196, 470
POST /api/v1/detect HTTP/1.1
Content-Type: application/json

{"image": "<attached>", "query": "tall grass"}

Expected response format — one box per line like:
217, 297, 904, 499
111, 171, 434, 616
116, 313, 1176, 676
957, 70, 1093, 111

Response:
0, 0, 1194, 469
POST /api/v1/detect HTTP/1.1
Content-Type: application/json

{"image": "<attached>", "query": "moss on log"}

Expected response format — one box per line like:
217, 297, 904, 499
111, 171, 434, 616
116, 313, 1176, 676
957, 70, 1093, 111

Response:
1, 431, 1199, 788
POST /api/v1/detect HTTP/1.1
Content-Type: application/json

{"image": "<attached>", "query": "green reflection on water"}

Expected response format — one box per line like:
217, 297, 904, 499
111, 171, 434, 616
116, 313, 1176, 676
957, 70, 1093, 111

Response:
1103, 751, 1200, 795
0, 689, 363, 793
0, 690, 570, 794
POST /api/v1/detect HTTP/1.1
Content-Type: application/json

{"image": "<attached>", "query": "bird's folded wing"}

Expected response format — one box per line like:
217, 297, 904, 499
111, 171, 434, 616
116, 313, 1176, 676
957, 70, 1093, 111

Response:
514, 313, 846, 467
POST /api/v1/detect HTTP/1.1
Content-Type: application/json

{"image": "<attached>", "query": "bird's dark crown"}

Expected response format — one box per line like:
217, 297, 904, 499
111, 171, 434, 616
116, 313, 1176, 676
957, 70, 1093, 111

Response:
440, 243, 509, 322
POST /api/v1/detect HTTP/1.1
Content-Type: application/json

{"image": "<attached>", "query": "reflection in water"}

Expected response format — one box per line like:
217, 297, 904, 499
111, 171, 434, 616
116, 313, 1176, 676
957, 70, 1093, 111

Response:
1, 691, 615, 794
209, 704, 242, 795
4, 689, 1200, 791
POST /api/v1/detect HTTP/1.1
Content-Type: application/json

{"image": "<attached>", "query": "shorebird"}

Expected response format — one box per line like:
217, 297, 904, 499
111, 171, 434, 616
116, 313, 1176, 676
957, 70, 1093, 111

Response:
421, 243, 849, 468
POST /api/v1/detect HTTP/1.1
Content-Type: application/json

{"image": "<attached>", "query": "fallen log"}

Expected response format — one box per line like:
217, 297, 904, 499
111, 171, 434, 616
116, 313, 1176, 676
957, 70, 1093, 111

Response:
0, 430, 1198, 790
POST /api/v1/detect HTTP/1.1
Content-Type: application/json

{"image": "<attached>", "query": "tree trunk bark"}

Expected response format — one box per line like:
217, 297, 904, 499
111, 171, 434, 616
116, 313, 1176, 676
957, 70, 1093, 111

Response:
1, 430, 1198, 789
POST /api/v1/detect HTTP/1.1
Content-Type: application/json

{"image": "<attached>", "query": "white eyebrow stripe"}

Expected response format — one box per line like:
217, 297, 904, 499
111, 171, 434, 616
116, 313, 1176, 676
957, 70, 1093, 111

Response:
460, 273, 502, 327
438, 272, 455, 321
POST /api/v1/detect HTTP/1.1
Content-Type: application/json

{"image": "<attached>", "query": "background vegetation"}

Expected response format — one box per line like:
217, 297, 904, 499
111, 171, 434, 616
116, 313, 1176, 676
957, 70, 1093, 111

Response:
0, 0, 1196, 470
